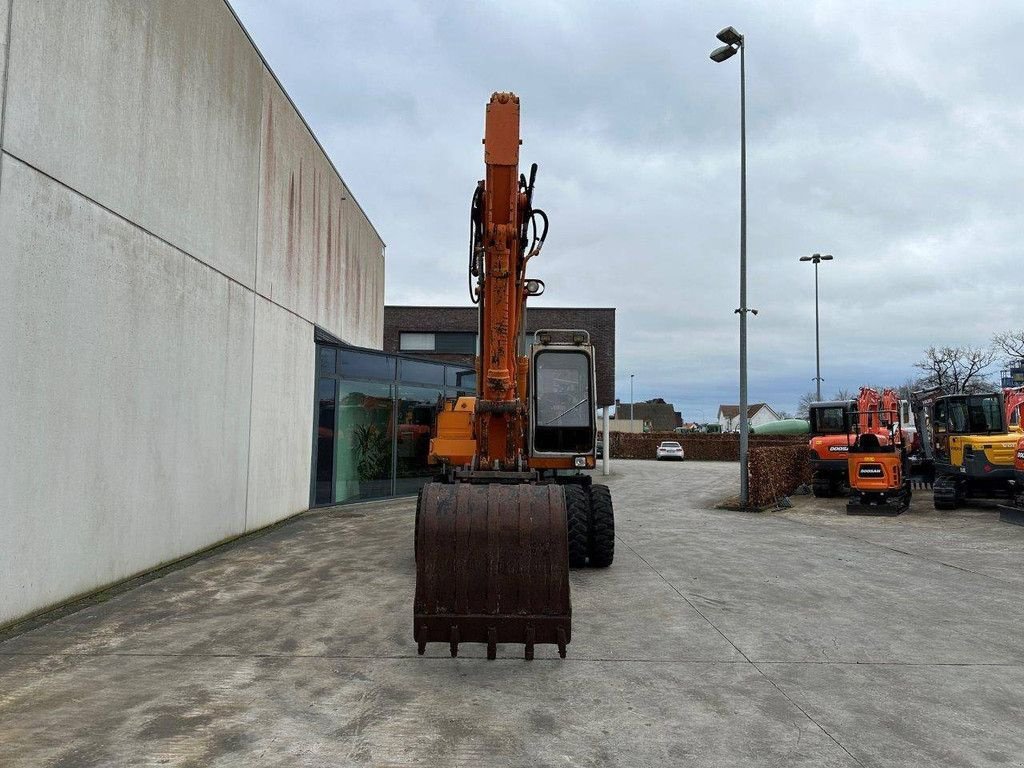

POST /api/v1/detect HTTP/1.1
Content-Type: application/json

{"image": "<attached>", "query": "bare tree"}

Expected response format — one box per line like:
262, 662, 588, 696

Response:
913, 345, 997, 393
992, 329, 1024, 361
832, 388, 855, 401
796, 391, 817, 418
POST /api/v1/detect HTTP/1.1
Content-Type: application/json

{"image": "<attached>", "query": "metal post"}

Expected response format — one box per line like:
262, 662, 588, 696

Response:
602, 406, 610, 476
630, 374, 635, 433
738, 42, 749, 507
801, 252, 831, 401
814, 260, 821, 401
709, 26, 750, 506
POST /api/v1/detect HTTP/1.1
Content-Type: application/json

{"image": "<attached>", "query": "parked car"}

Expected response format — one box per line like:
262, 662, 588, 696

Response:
596, 438, 604, 459
656, 441, 685, 461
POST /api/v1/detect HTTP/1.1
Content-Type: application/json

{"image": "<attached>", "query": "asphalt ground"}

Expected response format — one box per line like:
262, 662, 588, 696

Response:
2, 460, 1023, 767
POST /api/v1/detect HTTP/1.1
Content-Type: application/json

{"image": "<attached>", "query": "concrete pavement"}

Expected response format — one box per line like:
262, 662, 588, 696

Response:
2, 460, 1023, 766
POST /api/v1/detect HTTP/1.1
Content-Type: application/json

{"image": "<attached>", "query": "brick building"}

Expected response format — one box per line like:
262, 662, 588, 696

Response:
383, 306, 616, 407
613, 398, 683, 432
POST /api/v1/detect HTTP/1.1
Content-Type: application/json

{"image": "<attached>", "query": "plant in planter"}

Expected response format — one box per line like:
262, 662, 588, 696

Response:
353, 422, 391, 494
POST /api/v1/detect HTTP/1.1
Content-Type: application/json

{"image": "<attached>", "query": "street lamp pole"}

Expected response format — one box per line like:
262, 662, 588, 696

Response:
799, 253, 833, 401
630, 374, 635, 433
711, 26, 755, 507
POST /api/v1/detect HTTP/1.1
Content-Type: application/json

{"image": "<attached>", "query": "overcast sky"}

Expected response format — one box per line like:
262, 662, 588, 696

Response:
230, 0, 1024, 420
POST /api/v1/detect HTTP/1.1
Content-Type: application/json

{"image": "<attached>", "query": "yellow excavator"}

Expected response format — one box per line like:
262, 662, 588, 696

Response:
413, 93, 614, 661
930, 391, 1019, 509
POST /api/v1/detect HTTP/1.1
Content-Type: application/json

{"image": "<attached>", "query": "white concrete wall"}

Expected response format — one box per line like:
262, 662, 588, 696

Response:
0, 0, 385, 626
0, 0, 9, 141
245, 301, 315, 532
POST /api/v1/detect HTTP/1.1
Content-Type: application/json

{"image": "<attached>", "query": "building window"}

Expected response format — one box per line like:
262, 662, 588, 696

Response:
399, 331, 477, 354
435, 332, 477, 354
312, 342, 476, 507
399, 332, 435, 351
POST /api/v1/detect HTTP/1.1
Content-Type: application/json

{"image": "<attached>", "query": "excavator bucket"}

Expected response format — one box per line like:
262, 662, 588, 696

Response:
414, 482, 571, 660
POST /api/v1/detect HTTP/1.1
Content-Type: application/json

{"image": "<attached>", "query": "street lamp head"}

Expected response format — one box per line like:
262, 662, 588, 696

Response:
821, 254, 834, 261
716, 26, 744, 46
799, 256, 813, 262
709, 44, 737, 63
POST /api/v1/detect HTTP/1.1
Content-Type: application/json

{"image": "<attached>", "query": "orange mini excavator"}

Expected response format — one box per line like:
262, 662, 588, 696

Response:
413, 93, 614, 661
846, 389, 912, 515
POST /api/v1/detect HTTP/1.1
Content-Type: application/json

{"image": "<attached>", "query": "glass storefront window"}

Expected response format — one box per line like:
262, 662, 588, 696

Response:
339, 348, 395, 381
400, 359, 446, 386
319, 347, 336, 376
395, 385, 444, 496
446, 367, 476, 397
311, 342, 476, 506
314, 378, 336, 505
334, 380, 394, 503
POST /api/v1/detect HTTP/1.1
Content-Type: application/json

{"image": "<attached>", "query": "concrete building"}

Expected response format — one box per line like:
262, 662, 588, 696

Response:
717, 403, 781, 432
0, 1, 386, 627
383, 305, 616, 408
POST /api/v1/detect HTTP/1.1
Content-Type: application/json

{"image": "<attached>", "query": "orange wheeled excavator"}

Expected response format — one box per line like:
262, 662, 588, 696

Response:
413, 93, 614, 661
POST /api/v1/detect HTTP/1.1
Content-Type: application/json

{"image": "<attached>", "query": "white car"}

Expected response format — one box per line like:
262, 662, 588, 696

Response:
656, 441, 685, 461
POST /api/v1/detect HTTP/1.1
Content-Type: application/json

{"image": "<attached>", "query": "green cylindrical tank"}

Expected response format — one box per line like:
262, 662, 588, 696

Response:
750, 419, 810, 435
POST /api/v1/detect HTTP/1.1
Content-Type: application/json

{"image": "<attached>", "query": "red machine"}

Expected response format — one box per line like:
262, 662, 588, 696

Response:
1000, 388, 1024, 525
1004, 387, 1024, 432
807, 387, 893, 497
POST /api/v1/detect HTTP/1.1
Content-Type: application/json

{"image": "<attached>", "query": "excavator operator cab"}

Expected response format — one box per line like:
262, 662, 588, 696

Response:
809, 401, 854, 435
529, 329, 597, 460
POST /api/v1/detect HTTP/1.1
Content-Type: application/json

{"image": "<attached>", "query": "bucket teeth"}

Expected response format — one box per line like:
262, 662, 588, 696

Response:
450, 625, 460, 658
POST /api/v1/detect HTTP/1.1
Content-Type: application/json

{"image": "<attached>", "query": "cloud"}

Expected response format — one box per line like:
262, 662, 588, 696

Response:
230, 0, 1024, 417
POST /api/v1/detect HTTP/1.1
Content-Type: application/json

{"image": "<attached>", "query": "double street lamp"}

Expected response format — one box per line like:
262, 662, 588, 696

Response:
799, 253, 833, 401
710, 25, 754, 507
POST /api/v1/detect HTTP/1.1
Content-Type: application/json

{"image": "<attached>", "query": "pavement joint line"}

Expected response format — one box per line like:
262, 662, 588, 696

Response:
751, 660, 867, 768
752, 660, 1024, 667
3, 651, 1021, 667
619, 529, 864, 767
0, 651, 750, 663
770, 513, 1019, 587
615, 534, 754, 664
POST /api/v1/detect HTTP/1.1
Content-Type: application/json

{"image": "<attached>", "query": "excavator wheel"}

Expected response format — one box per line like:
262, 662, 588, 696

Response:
414, 482, 571, 659
564, 484, 590, 569
588, 484, 615, 568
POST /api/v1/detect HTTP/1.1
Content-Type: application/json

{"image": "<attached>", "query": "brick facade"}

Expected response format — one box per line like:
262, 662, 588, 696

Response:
383, 306, 616, 407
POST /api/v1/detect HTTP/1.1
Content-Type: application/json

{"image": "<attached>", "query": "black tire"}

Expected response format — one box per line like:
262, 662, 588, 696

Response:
564, 485, 590, 569
812, 477, 832, 498
588, 484, 615, 568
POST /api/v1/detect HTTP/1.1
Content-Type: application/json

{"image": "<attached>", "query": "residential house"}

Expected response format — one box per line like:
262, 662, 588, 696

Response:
717, 403, 780, 432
